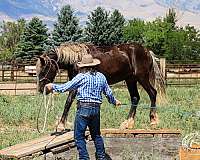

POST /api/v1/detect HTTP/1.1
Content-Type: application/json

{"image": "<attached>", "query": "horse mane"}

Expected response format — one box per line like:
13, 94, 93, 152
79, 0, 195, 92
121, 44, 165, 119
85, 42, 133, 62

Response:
55, 43, 91, 64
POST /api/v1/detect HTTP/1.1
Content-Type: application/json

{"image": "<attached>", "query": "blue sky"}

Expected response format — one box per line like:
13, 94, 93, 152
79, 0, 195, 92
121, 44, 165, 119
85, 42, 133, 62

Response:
0, 0, 200, 28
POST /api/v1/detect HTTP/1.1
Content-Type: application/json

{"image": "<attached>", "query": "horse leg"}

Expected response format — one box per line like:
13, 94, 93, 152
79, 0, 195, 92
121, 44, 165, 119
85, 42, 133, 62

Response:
120, 78, 140, 129
57, 90, 77, 131
138, 76, 159, 125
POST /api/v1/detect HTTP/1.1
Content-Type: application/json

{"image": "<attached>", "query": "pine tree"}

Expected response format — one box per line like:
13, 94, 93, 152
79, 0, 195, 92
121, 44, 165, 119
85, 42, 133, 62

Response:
15, 17, 48, 62
84, 7, 110, 46
108, 9, 125, 44
85, 7, 125, 46
51, 5, 82, 46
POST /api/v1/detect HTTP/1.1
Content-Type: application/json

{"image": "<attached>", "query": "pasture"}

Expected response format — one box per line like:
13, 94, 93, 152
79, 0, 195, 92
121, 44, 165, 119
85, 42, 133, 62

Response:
0, 85, 200, 151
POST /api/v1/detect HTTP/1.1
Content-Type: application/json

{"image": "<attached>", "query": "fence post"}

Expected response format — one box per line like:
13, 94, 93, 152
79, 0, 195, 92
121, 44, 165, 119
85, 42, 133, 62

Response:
160, 58, 166, 80
2, 63, 4, 81
10, 61, 15, 81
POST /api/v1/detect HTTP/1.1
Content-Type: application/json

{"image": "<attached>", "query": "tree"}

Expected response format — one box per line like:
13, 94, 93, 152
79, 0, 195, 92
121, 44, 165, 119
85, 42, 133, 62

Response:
85, 7, 125, 46
108, 9, 125, 44
162, 29, 187, 60
0, 19, 25, 60
123, 8, 200, 61
15, 17, 48, 62
143, 18, 172, 56
123, 18, 145, 43
163, 8, 177, 29
84, 7, 110, 46
182, 25, 200, 60
51, 5, 82, 46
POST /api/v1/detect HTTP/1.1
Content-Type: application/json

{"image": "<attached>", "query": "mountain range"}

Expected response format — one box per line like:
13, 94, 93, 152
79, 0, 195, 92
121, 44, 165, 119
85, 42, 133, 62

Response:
0, 0, 200, 28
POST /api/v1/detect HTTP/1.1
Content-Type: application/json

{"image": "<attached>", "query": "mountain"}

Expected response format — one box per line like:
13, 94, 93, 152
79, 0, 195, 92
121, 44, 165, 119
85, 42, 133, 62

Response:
155, 0, 200, 14
0, 0, 200, 28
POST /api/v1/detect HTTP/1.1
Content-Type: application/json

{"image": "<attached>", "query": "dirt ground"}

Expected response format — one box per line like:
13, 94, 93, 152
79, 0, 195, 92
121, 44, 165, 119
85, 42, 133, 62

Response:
41, 136, 181, 160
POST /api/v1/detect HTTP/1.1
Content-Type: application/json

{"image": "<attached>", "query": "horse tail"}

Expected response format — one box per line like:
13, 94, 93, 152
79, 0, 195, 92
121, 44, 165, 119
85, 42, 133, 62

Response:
149, 51, 166, 104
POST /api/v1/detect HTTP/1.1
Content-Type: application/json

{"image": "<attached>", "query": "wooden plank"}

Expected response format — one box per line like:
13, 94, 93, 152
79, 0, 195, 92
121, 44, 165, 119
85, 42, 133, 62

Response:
101, 129, 181, 135
50, 141, 76, 154
0, 134, 55, 153
179, 147, 200, 160
191, 144, 200, 149
0, 131, 89, 158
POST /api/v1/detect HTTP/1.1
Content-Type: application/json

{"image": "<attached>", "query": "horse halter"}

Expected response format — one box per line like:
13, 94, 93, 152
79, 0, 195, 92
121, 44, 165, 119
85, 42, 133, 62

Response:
38, 56, 59, 83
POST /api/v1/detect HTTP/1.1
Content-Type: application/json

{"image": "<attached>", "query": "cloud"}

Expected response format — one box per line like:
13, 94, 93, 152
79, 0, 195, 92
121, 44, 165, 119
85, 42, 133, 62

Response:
60, 0, 200, 28
0, 12, 14, 21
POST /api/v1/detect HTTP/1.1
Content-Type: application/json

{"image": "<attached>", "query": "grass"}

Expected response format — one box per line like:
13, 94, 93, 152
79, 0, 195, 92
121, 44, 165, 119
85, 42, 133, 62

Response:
0, 85, 200, 150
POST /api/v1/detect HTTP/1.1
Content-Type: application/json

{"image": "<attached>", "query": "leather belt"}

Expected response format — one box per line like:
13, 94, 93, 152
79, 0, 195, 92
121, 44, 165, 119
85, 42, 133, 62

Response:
77, 101, 101, 107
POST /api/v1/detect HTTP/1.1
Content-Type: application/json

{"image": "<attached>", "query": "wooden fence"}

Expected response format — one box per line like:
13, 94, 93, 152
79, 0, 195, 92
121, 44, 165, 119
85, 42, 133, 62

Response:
0, 60, 199, 95
159, 59, 200, 86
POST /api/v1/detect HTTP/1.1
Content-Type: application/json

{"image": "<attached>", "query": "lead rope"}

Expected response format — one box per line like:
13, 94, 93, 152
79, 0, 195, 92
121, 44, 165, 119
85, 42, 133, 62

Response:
37, 86, 54, 133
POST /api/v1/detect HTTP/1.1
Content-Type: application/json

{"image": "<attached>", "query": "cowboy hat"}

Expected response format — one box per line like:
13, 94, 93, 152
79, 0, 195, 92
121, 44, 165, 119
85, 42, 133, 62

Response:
77, 54, 101, 68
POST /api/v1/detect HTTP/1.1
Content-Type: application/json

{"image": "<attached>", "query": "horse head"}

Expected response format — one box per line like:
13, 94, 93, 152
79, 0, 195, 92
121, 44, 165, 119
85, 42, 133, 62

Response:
36, 54, 58, 94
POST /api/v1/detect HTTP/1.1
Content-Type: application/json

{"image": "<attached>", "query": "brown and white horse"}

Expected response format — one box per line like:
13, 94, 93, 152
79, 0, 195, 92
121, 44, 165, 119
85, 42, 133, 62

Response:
36, 43, 165, 131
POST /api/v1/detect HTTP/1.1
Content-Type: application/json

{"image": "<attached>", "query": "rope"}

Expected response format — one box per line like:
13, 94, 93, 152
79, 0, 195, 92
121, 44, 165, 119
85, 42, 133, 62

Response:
37, 86, 54, 133
182, 132, 200, 149
120, 103, 200, 118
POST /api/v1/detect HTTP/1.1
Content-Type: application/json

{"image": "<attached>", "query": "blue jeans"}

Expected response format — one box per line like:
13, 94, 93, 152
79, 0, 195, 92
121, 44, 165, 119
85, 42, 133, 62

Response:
74, 102, 106, 160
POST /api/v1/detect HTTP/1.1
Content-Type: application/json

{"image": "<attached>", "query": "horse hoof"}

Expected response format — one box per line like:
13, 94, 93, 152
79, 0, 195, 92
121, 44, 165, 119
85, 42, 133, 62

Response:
127, 118, 134, 129
150, 113, 159, 126
120, 118, 135, 129
56, 123, 65, 132
120, 120, 128, 130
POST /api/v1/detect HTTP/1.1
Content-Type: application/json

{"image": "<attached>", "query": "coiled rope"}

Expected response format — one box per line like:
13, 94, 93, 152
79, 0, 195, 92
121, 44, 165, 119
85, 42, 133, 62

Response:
182, 132, 200, 149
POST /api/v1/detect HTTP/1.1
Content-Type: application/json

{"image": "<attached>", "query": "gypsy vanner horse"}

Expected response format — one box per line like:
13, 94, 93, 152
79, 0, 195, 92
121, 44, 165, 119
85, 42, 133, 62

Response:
36, 43, 165, 131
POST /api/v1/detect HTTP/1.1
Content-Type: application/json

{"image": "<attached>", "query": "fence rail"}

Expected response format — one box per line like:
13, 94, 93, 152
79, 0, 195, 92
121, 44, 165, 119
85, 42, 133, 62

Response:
0, 60, 199, 95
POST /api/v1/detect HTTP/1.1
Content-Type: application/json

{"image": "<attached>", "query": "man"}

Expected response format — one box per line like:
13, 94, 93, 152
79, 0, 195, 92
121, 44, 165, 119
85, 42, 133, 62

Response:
45, 54, 121, 160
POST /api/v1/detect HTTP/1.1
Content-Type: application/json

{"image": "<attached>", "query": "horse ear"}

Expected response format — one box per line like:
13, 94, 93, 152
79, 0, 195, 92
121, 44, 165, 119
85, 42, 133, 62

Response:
39, 56, 45, 66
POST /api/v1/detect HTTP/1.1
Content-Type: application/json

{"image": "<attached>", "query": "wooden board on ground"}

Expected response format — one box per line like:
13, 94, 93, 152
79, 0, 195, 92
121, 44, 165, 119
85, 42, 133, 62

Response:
101, 128, 181, 137
0, 131, 89, 159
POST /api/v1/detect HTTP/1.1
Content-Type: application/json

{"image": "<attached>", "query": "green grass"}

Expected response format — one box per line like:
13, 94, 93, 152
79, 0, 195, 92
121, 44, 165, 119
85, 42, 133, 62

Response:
0, 86, 200, 150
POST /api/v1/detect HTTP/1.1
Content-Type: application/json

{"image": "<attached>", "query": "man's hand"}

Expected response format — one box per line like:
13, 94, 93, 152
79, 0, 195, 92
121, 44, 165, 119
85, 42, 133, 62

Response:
115, 99, 121, 107
45, 83, 53, 92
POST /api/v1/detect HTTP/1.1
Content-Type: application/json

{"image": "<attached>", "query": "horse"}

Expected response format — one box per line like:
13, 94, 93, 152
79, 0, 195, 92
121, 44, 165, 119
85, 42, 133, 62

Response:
36, 43, 165, 131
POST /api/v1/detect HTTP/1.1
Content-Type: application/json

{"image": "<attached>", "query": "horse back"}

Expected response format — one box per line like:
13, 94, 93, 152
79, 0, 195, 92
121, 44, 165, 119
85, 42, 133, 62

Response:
118, 43, 153, 76
87, 44, 153, 84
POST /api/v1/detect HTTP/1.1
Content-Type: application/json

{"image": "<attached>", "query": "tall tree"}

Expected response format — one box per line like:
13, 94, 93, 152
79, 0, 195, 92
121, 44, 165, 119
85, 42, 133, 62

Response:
181, 25, 200, 60
51, 5, 82, 46
108, 9, 125, 44
142, 18, 172, 56
0, 19, 25, 60
85, 7, 125, 46
164, 8, 177, 29
123, 18, 145, 43
84, 7, 110, 46
15, 17, 48, 62
162, 29, 187, 60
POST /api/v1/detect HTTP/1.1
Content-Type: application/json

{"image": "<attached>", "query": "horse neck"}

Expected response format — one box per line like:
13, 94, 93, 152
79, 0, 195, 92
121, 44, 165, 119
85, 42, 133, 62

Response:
47, 49, 65, 70
55, 44, 93, 69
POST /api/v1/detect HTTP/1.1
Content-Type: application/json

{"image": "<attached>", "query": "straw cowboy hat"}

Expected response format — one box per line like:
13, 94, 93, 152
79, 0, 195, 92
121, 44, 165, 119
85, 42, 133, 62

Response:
77, 54, 101, 68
